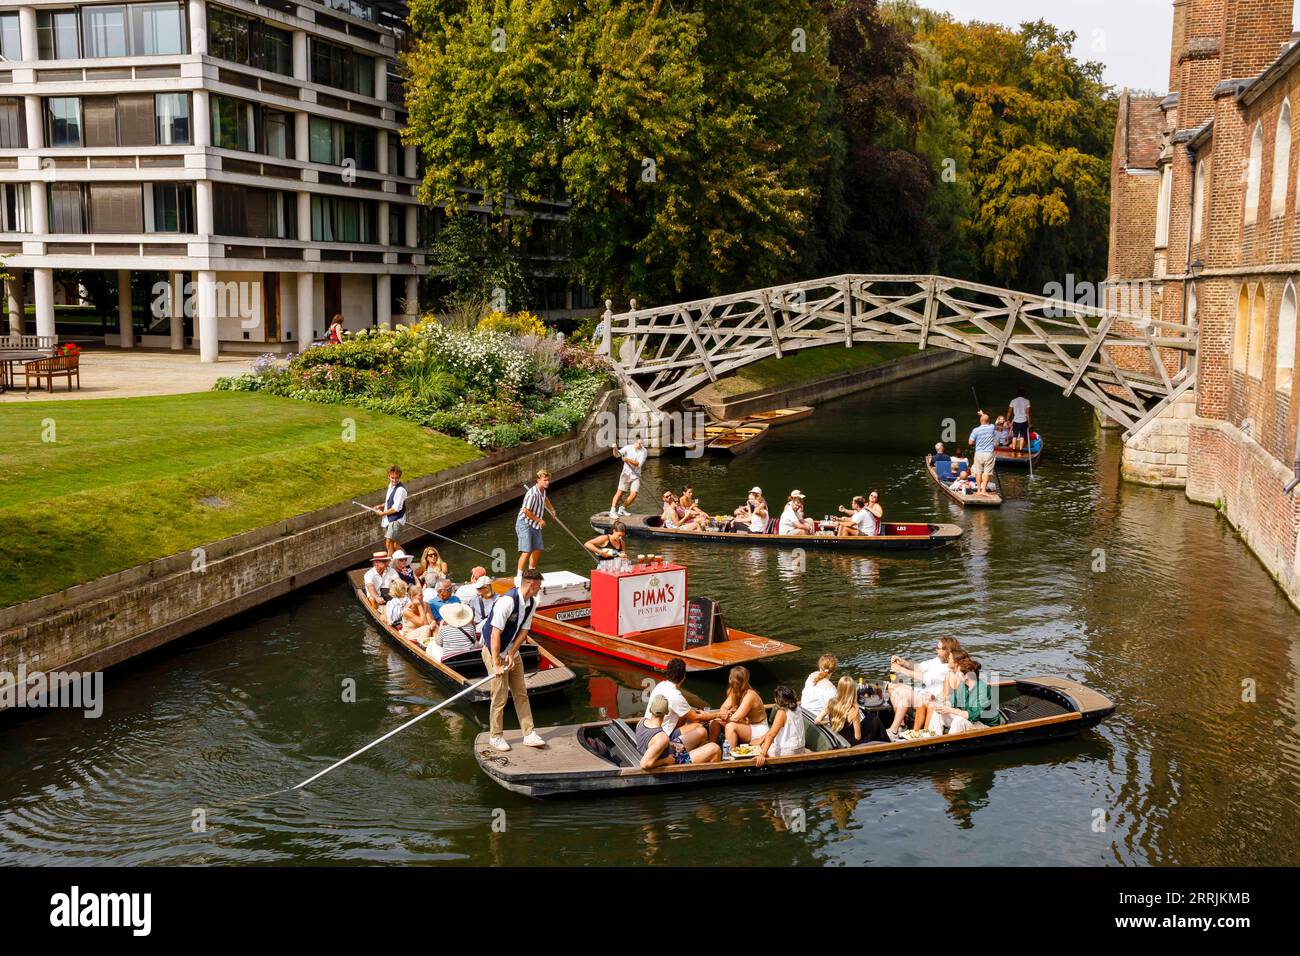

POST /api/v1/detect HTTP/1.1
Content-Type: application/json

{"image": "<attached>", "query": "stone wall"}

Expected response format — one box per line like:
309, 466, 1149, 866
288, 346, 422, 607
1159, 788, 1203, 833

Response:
1121, 384, 1197, 486
0, 390, 622, 703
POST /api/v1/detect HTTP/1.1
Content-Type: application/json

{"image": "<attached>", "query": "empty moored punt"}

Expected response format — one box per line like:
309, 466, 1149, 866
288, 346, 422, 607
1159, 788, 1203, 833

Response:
348, 570, 576, 703
925, 454, 1003, 507
703, 421, 769, 456
732, 406, 813, 428
474, 676, 1115, 798
590, 512, 963, 551
994, 435, 1043, 467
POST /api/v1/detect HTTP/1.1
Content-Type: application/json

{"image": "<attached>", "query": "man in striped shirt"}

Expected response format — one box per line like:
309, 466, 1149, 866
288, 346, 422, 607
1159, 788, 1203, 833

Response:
516, 469, 557, 578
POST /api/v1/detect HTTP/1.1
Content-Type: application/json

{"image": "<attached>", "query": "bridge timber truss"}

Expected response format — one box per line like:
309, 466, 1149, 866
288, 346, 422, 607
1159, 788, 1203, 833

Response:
600, 274, 1195, 436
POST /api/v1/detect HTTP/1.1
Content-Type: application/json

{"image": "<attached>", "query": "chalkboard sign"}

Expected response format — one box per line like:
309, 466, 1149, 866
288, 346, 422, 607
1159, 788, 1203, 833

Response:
684, 596, 725, 649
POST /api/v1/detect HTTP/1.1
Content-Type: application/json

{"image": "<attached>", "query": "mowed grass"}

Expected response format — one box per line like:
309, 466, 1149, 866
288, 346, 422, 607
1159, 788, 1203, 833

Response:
702, 343, 917, 397
0, 392, 481, 607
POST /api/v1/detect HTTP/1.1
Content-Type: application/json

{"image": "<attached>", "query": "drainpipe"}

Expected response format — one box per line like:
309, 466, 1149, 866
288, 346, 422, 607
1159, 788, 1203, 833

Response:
1181, 143, 1198, 373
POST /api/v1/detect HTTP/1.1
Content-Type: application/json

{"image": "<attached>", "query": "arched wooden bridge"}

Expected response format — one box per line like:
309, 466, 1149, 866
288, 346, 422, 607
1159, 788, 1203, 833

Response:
598, 274, 1195, 436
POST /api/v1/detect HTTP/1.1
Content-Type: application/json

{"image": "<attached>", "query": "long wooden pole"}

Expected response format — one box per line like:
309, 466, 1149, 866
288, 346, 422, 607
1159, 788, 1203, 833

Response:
351, 500, 497, 561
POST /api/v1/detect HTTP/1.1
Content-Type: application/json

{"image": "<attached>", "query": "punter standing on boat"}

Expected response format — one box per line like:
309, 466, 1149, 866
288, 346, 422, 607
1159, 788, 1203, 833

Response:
372, 465, 408, 556
1006, 389, 1032, 452
968, 413, 997, 496
483, 568, 547, 752
609, 437, 647, 517
516, 470, 557, 578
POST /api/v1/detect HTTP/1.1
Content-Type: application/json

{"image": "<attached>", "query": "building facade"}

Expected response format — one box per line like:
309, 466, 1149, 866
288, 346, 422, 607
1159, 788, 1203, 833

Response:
0, 0, 432, 359
1107, 0, 1300, 607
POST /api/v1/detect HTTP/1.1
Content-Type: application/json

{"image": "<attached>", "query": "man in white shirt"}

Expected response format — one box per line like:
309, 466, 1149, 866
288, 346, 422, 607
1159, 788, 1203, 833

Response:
1006, 389, 1032, 451
886, 638, 961, 738
482, 569, 547, 752
644, 657, 727, 749
362, 552, 391, 609
778, 490, 817, 535
372, 465, 408, 556
609, 437, 648, 516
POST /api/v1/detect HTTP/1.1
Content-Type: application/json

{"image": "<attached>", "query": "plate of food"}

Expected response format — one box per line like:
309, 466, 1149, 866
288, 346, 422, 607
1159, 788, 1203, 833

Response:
730, 744, 758, 758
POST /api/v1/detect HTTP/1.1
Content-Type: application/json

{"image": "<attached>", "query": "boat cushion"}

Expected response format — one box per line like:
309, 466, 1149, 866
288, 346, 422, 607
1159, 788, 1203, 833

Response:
935, 460, 955, 481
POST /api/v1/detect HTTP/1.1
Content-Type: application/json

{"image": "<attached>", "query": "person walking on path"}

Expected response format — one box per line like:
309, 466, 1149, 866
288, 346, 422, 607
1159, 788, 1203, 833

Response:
609, 437, 647, 516
327, 314, 345, 345
968, 413, 997, 496
482, 568, 547, 752
1006, 388, 1032, 452
516, 469, 556, 578
373, 465, 408, 556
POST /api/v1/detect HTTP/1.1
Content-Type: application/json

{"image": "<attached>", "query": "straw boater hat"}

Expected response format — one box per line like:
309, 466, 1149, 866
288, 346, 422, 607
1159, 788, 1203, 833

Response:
371, 551, 390, 563
440, 603, 474, 629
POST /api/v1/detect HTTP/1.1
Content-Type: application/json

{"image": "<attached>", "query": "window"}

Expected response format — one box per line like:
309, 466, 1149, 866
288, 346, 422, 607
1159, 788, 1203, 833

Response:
48, 183, 85, 232
211, 94, 252, 151
388, 205, 402, 246
308, 117, 376, 169
1272, 101, 1292, 218
1192, 159, 1207, 243
311, 195, 377, 242
1249, 285, 1266, 379
150, 182, 194, 232
207, 6, 291, 75
260, 109, 292, 159
1, 183, 30, 232
322, 0, 375, 22
1155, 164, 1172, 248
46, 97, 83, 147
311, 38, 374, 96
89, 183, 144, 233
1246, 122, 1263, 226
37, 10, 80, 60
213, 183, 296, 238
1234, 286, 1250, 372
0, 97, 25, 148
82, 96, 119, 147
1280, 281, 1297, 395
131, 2, 185, 55
155, 93, 189, 144
81, 5, 127, 58
0, 13, 21, 61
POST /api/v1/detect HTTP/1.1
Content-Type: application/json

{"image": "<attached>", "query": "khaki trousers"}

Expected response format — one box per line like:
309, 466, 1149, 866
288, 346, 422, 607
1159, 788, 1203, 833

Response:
482, 647, 534, 737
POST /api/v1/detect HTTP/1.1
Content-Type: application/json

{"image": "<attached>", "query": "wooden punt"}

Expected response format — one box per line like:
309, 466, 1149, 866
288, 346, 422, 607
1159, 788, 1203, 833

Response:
994, 437, 1043, 467
474, 675, 1115, 798
508, 586, 800, 674
703, 421, 769, 456
733, 406, 813, 428
925, 454, 1003, 507
590, 512, 963, 552
348, 570, 576, 704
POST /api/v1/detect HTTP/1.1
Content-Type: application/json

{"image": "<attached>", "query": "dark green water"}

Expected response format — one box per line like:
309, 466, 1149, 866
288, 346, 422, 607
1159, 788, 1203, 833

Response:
3, 360, 1298, 866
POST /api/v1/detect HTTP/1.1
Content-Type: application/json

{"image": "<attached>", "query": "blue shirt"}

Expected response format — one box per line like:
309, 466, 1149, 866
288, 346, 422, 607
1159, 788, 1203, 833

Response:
969, 424, 996, 454
428, 595, 460, 622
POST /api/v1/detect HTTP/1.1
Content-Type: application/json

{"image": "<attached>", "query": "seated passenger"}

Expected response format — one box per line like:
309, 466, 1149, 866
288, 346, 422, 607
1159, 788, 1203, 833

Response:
391, 550, 418, 588
755, 685, 805, 766
720, 665, 769, 757
464, 574, 498, 625
425, 578, 461, 622
661, 492, 707, 531
994, 416, 1012, 448
887, 637, 963, 738
384, 579, 411, 628
835, 491, 882, 536
801, 654, 838, 714
950, 468, 978, 494
416, 546, 450, 590
434, 602, 481, 656
401, 583, 436, 644
778, 490, 817, 535
585, 521, 628, 560
679, 486, 710, 524
364, 552, 391, 608
644, 657, 729, 752
927, 656, 1002, 734
931, 442, 950, 468
816, 676, 890, 745
636, 694, 721, 769
733, 491, 770, 534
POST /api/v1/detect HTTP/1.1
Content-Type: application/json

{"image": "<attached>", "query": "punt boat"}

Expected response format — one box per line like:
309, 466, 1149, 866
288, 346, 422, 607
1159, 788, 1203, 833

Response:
925, 453, 1003, 507
348, 570, 576, 704
473, 676, 1115, 798
590, 512, 963, 552
732, 406, 813, 428
702, 421, 769, 456
994, 434, 1043, 467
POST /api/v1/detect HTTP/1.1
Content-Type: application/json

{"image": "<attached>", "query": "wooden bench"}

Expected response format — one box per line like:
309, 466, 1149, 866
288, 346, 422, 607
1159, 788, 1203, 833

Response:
23, 353, 80, 394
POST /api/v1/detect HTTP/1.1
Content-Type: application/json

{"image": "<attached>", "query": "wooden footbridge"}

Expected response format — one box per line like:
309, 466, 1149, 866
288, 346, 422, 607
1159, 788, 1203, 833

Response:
597, 274, 1195, 438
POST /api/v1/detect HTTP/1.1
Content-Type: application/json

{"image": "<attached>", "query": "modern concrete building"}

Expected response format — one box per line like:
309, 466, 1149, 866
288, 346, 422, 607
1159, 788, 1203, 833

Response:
0, 0, 434, 360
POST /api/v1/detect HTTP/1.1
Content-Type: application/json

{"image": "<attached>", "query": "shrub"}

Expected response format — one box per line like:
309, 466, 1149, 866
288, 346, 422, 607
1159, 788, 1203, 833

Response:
478, 310, 548, 338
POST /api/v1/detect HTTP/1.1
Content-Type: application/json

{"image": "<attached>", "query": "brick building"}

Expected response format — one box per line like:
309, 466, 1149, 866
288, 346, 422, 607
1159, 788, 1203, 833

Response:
1108, 0, 1300, 608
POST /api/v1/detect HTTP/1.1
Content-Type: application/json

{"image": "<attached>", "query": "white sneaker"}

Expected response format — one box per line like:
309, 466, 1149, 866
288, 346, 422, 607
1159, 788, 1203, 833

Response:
618, 506, 629, 516
489, 735, 511, 752
521, 732, 546, 748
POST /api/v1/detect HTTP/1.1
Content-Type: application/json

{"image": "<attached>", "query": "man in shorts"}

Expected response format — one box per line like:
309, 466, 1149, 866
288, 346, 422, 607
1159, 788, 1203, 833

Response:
1006, 388, 1032, 451
968, 412, 998, 496
516, 470, 555, 578
373, 465, 407, 556
609, 437, 647, 516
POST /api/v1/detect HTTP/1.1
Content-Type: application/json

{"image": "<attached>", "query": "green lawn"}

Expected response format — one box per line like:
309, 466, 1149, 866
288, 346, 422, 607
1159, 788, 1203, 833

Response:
0, 392, 481, 607
700, 342, 918, 398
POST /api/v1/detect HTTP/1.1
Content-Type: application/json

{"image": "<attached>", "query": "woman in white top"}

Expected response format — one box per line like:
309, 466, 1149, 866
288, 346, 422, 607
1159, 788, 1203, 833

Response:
756, 686, 805, 765
801, 654, 838, 714
887, 637, 963, 737
720, 666, 769, 752
384, 579, 410, 627
746, 495, 770, 533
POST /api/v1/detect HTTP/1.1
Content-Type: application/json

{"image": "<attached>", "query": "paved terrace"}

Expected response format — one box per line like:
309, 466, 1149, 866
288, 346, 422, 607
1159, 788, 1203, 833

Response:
0, 349, 255, 403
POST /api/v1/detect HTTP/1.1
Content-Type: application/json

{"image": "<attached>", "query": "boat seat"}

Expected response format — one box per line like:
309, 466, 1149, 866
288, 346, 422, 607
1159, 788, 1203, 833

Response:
603, 719, 646, 768
935, 460, 955, 481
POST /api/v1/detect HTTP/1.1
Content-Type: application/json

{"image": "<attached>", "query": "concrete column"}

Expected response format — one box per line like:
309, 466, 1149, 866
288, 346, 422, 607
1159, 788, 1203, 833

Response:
187, 0, 208, 55
292, 30, 309, 81
196, 180, 213, 236
374, 58, 387, 102
170, 272, 186, 350
404, 205, 417, 247
378, 201, 390, 246
5, 274, 25, 336
297, 191, 312, 242
192, 90, 210, 148
376, 130, 389, 175
294, 113, 310, 162
24, 95, 43, 150
404, 146, 417, 180
117, 270, 134, 349
376, 274, 391, 328
33, 268, 55, 339
405, 275, 419, 323
296, 272, 314, 345
197, 270, 218, 362
18, 8, 37, 61
30, 181, 48, 234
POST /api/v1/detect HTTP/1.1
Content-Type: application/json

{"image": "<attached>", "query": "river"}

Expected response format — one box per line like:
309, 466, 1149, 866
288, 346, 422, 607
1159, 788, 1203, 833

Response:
2, 359, 1298, 866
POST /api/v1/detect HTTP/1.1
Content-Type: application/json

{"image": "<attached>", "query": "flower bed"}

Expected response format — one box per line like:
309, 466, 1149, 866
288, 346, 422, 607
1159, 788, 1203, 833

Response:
213, 318, 613, 450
